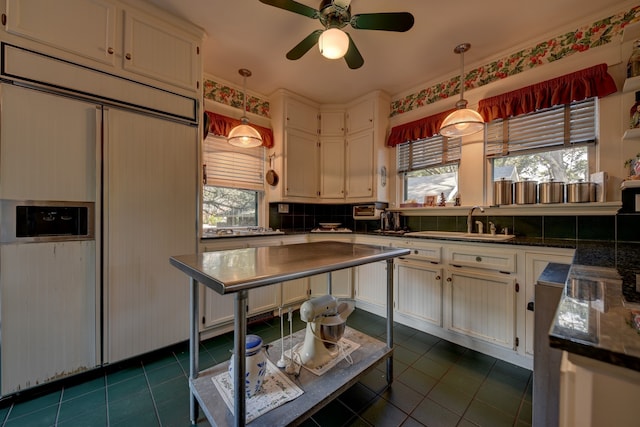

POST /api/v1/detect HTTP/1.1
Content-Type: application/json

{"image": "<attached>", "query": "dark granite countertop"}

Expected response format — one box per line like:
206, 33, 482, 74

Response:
548, 241, 640, 372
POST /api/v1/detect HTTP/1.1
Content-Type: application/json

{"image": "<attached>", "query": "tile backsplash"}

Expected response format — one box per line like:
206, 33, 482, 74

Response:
269, 203, 640, 243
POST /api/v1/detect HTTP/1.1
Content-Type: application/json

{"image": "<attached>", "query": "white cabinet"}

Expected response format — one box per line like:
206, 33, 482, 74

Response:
320, 110, 345, 136
122, 7, 200, 91
395, 260, 443, 327
309, 269, 352, 299
5, 0, 117, 66
319, 137, 345, 199
286, 98, 319, 134
444, 267, 517, 350
284, 129, 319, 198
354, 260, 389, 317
3, 0, 202, 93
346, 98, 374, 135
345, 129, 374, 199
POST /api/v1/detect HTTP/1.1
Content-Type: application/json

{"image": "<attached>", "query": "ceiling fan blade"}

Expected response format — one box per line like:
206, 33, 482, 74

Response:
351, 12, 415, 32
258, 0, 318, 18
286, 30, 323, 60
344, 33, 364, 69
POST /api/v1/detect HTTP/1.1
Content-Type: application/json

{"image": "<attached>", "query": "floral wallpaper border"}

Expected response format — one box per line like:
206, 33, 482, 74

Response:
203, 4, 640, 120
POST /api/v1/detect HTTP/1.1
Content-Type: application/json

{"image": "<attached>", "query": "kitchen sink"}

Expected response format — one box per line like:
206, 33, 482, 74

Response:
404, 231, 516, 241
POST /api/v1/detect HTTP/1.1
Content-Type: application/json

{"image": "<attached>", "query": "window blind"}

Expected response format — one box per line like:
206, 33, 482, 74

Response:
397, 135, 461, 173
203, 135, 264, 191
486, 98, 596, 158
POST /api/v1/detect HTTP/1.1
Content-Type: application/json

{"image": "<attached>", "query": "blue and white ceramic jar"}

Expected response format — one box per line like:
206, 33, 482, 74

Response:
228, 334, 267, 397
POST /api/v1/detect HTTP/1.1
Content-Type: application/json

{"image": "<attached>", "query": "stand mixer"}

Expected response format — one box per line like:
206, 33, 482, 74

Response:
297, 295, 355, 369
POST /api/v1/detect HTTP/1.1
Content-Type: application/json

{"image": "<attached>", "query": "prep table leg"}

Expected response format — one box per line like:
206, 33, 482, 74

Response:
233, 290, 249, 427
189, 278, 199, 424
386, 258, 394, 385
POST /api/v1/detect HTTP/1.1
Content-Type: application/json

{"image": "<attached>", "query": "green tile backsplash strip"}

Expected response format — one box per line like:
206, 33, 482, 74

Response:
544, 216, 577, 240
269, 203, 638, 243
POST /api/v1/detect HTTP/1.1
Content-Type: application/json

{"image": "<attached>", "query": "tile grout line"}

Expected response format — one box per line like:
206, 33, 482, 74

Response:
53, 388, 64, 426
141, 362, 163, 427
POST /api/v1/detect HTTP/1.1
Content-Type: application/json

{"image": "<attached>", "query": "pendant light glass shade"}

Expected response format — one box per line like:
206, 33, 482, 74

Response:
439, 43, 484, 138
319, 28, 349, 59
228, 68, 263, 148
228, 119, 263, 148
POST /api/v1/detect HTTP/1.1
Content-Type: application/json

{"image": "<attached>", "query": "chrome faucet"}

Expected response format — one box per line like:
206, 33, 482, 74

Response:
467, 206, 485, 234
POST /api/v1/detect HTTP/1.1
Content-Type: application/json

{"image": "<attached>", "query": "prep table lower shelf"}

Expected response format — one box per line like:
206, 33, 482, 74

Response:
191, 326, 391, 426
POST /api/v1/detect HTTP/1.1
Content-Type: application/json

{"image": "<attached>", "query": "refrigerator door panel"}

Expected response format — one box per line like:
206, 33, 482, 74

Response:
0, 241, 98, 395
0, 84, 97, 201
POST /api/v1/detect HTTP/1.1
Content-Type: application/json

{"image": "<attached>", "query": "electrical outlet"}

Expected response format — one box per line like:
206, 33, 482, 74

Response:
278, 203, 289, 214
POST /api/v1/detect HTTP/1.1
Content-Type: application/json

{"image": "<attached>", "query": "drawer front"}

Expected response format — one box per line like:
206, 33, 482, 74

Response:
394, 241, 442, 264
447, 246, 516, 272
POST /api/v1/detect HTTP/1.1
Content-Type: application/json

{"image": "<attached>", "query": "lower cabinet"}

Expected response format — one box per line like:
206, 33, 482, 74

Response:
444, 267, 517, 350
395, 260, 443, 328
353, 260, 388, 317
309, 268, 352, 299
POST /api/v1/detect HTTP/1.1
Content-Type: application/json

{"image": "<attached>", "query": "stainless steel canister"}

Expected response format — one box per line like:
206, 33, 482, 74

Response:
566, 181, 596, 203
493, 178, 513, 205
513, 180, 538, 204
537, 181, 565, 204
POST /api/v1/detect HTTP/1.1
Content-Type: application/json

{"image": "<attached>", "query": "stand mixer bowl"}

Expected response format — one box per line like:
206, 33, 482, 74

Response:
320, 320, 346, 349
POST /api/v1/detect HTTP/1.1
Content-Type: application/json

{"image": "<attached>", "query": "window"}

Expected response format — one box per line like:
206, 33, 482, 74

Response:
202, 135, 264, 235
487, 98, 596, 183
397, 135, 461, 203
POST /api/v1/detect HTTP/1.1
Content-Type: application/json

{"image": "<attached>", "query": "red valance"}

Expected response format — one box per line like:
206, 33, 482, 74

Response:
477, 63, 617, 122
205, 111, 274, 148
386, 108, 456, 147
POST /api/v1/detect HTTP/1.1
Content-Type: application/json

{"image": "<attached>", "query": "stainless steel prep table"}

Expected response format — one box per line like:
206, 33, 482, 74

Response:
169, 241, 410, 426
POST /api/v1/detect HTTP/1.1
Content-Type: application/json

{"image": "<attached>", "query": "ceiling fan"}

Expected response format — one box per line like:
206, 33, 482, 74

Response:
259, 0, 414, 69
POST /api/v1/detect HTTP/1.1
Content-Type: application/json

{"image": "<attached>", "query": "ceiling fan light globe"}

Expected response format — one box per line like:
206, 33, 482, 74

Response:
228, 123, 263, 148
439, 108, 484, 138
319, 28, 349, 59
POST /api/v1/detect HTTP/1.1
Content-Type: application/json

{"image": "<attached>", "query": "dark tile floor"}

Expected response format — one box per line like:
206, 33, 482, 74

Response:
0, 309, 532, 426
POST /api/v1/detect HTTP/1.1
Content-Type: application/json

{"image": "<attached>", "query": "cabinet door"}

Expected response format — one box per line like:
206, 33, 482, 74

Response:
345, 130, 374, 199
320, 111, 345, 136
5, 0, 117, 66
284, 129, 318, 198
123, 8, 200, 90
346, 99, 374, 134
103, 108, 197, 363
309, 269, 352, 299
0, 84, 97, 201
285, 99, 318, 133
354, 261, 388, 315
445, 268, 516, 350
320, 137, 345, 199
396, 262, 443, 326
248, 286, 280, 315
281, 278, 309, 306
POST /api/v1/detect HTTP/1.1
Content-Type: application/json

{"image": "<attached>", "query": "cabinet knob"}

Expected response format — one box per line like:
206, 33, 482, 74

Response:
527, 301, 535, 311
475, 256, 482, 262
125, 53, 132, 60
435, 275, 441, 281
446, 277, 452, 282
107, 47, 114, 55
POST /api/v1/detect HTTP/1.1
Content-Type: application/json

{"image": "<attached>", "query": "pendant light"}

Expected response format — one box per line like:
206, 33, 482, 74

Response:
228, 68, 263, 148
439, 43, 484, 138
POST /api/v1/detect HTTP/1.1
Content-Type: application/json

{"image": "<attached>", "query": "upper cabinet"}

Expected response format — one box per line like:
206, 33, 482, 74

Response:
346, 99, 374, 135
122, 8, 200, 91
2, 0, 202, 94
269, 89, 390, 203
286, 98, 319, 134
5, 0, 118, 66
